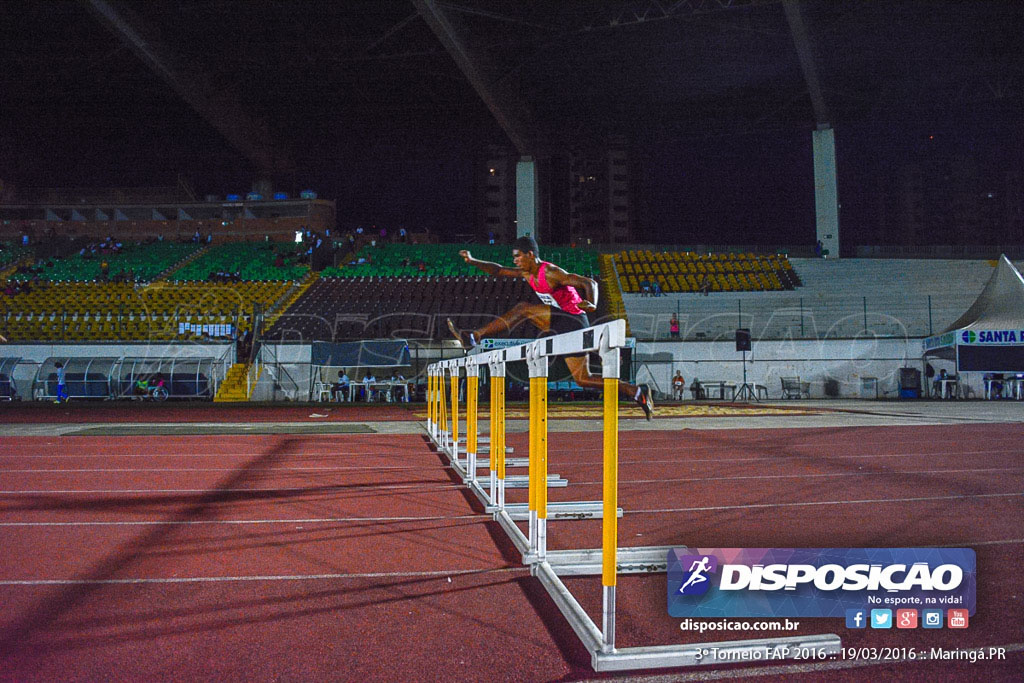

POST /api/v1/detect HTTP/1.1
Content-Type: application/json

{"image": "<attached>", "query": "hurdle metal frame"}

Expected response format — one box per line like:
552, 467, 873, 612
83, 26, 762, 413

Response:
426, 319, 840, 671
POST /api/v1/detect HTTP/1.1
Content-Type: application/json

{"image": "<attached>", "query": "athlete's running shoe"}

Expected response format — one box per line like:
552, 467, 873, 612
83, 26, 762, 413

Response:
636, 384, 654, 421
446, 318, 477, 351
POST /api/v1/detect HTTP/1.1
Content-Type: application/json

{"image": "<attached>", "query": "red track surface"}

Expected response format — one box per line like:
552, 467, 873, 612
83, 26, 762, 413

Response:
1, 417, 1022, 681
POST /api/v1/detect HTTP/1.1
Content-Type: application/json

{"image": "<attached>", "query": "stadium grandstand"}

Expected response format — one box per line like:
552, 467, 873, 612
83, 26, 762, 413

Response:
4, 226, 1022, 401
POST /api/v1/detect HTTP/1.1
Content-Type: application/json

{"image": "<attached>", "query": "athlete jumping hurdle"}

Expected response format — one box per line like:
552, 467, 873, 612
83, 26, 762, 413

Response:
447, 236, 654, 420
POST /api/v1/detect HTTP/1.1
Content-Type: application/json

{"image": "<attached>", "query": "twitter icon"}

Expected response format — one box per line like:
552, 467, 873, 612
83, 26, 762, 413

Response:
870, 609, 892, 629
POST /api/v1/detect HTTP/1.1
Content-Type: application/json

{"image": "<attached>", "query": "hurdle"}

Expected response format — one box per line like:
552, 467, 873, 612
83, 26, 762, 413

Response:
430, 359, 569, 505
426, 319, 841, 671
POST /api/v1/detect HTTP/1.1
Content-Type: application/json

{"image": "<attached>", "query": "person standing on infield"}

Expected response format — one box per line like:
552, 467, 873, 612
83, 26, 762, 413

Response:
446, 237, 654, 419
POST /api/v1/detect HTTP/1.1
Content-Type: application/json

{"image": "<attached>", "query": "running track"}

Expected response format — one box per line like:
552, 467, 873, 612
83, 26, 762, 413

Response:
1, 417, 1022, 681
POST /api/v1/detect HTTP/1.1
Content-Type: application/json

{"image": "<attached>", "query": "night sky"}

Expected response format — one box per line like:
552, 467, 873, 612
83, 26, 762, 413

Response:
3, 1, 1023, 246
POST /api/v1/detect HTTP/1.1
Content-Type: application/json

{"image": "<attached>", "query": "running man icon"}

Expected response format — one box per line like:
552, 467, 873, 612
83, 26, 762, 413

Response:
678, 556, 713, 594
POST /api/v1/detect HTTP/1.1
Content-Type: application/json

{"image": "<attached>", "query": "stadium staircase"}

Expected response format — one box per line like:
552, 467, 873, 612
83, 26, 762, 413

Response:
263, 271, 320, 332
156, 244, 208, 281
0, 255, 32, 281
214, 362, 259, 402
597, 254, 630, 336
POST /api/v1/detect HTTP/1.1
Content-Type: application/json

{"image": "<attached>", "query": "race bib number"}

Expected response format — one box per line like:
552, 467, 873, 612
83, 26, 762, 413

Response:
534, 291, 561, 310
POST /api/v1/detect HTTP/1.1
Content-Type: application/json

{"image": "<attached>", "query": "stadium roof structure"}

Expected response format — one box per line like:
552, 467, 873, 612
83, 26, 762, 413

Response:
3, 0, 1023, 184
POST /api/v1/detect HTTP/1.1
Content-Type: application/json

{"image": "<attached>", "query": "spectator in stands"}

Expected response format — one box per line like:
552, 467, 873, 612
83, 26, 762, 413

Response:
690, 377, 705, 400
362, 372, 377, 402
399, 227, 408, 243
237, 329, 253, 360
273, 252, 285, 268
446, 237, 654, 420
54, 362, 68, 404
333, 370, 350, 401
389, 371, 407, 402
193, 229, 201, 243
984, 373, 1004, 399
488, 231, 495, 245
652, 280, 662, 297
932, 368, 948, 398
672, 371, 686, 401
698, 274, 711, 296
669, 315, 680, 339
380, 227, 387, 242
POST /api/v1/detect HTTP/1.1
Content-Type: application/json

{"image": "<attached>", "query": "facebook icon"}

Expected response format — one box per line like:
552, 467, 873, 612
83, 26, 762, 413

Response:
846, 609, 867, 629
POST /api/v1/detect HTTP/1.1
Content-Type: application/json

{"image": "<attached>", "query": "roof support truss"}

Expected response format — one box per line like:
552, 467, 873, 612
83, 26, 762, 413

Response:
412, 0, 536, 155
85, 0, 293, 175
782, 0, 830, 128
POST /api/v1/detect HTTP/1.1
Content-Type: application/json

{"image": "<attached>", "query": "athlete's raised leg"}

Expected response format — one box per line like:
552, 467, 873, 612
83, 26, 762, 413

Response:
447, 302, 551, 350
564, 355, 654, 420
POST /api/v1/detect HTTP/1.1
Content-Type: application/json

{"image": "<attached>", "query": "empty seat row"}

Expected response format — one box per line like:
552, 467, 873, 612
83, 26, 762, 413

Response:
266, 276, 541, 341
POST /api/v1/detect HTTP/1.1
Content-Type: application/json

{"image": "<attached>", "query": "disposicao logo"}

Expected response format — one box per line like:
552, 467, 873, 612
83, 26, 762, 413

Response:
962, 331, 976, 343
675, 555, 718, 596
667, 548, 976, 619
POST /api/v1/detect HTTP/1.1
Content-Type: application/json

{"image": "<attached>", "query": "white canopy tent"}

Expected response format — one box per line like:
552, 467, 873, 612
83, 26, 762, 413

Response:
923, 255, 1024, 374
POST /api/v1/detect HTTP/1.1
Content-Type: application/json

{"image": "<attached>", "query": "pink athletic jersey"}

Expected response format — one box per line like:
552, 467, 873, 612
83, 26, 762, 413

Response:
527, 261, 585, 315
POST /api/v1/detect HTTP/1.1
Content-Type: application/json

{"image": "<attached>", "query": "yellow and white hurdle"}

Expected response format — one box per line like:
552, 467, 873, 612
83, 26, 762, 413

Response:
426, 319, 840, 671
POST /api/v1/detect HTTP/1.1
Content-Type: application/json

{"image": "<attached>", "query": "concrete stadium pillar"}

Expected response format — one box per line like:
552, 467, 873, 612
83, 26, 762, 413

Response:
516, 156, 539, 240
812, 128, 840, 258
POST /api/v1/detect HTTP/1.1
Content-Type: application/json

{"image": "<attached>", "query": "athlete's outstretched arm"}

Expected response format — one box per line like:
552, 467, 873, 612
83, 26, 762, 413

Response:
543, 264, 598, 312
459, 250, 522, 278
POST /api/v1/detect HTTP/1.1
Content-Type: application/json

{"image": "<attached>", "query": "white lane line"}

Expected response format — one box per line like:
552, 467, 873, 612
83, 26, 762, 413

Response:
0, 483, 463, 494
0, 466, 448, 473
573, 466, 1024, 487
0, 453, 437, 460
568, 448, 1024, 466
0, 567, 528, 586
2, 463, 1019, 487
633, 491, 1024, 514
0, 514, 481, 527
1, 448, 1020, 476
942, 538, 1024, 547
1, 445, 1018, 462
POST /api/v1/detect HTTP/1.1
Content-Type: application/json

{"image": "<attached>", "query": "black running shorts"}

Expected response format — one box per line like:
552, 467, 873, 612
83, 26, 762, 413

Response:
546, 308, 589, 336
